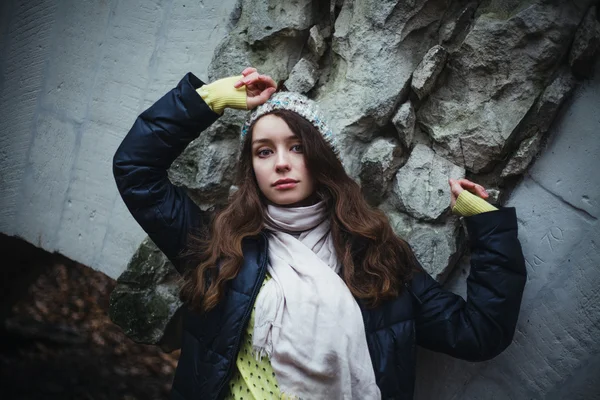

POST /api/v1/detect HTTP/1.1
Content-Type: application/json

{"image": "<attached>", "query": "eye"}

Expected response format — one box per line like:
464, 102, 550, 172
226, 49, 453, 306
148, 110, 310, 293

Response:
291, 144, 303, 152
257, 148, 272, 158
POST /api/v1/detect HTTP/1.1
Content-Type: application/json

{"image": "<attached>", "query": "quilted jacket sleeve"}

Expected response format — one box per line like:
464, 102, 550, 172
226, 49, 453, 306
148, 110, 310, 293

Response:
112, 72, 220, 273
410, 206, 527, 361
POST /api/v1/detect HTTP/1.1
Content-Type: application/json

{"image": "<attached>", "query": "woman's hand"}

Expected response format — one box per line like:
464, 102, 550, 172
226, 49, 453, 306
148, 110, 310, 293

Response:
234, 67, 277, 110
448, 178, 489, 209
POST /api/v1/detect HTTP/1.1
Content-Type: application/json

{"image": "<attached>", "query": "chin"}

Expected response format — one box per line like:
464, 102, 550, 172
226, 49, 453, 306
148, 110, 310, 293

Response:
270, 195, 305, 206
267, 191, 316, 207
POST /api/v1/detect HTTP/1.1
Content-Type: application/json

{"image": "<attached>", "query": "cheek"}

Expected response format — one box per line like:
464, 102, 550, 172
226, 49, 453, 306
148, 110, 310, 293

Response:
294, 158, 310, 179
252, 162, 269, 187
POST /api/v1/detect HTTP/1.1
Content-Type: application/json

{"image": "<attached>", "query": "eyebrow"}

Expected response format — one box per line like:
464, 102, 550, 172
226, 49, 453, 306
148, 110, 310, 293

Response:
251, 135, 299, 146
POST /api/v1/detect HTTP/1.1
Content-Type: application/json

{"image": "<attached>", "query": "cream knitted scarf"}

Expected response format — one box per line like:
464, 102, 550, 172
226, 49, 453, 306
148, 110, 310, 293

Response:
252, 200, 381, 399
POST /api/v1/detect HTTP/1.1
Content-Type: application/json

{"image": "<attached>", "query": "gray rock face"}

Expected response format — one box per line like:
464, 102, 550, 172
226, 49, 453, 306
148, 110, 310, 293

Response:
359, 138, 402, 205
411, 45, 448, 100
439, 1, 478, 51
108, 237, 182, 352
390, 144, 465, 221
245, 0, 316, 44
314, 0, 449, 178
418, 2, 590, 173
308, 25, 327, 59
502, 68, 577, 178
569, 6, 600, 79
501, 135, 542, 179
384, 207, 462, 280
285, 57, 318, 93
171, 119, 243, 206
392, 101, 416, 149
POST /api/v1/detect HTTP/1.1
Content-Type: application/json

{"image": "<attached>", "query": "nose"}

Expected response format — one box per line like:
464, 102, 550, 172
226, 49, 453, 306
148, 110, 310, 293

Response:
275, 150, 291, 172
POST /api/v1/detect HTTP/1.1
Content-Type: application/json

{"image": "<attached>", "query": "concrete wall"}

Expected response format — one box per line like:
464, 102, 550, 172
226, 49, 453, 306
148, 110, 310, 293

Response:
415, 61, 600, 399
0, 0, 238, 278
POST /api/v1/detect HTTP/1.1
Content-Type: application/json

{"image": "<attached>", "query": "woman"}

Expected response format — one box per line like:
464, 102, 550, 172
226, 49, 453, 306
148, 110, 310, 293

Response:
113, 67, 526, 400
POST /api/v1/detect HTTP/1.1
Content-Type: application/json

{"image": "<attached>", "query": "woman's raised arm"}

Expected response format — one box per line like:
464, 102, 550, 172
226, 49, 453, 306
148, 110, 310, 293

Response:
409, 206, 527, 361
112, 72, 220, 273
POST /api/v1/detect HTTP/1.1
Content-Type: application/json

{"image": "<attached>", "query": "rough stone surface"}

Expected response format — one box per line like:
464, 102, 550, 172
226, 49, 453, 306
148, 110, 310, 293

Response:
245, 0, 316, 45
314, 0, 449, 178
170, 133, 240, 206
307, 25, 327, 59
392, 101, 416, 149
285, 57, 318, 93
359, 138, 402, 205
383, 207, 461, 280
415, 59, 600, 400
569, 6, 600, 79
108, 237, 182, 352
390, 144, 464, 221
501, 135, 542, 179
439, 1, 478, 51
411, 45, 448, 100
502, 68, 577, 178
418, 2, 590, 173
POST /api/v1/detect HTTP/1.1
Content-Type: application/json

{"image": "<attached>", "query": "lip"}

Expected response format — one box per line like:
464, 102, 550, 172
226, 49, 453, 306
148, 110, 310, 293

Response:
274, 182, 298, 190
272, 178, 299, 187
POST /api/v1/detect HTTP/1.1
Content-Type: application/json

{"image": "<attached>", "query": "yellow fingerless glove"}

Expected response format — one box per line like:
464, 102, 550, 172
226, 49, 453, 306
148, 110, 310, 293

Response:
196, 75, 248, 115
452, 189, 498, 216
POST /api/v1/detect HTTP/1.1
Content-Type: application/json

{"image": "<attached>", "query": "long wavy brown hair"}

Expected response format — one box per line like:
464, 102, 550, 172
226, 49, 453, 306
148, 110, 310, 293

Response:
180, 109, 419, 313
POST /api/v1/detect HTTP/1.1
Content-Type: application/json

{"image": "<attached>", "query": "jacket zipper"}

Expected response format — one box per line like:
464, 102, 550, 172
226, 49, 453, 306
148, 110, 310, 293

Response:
214, 233, 269, 400
404, 282, 422, 305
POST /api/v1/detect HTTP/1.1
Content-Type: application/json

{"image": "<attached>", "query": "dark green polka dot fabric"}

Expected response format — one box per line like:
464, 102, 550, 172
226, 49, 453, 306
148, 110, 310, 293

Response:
225, 274, 281, 399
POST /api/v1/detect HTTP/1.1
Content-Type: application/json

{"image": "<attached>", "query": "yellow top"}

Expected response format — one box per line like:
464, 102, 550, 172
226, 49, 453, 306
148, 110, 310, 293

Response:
225, 274, 282, 400
452, 189, 498, 216
196, 75, 248, 115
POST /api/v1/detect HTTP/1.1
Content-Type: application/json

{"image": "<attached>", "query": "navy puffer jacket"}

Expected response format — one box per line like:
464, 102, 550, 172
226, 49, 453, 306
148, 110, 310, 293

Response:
113, 73, 527, 400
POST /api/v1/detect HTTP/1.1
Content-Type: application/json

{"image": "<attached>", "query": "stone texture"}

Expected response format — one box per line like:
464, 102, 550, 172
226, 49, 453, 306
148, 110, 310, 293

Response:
390, 144, 465, 221
569, 6, 600, 79
108, 237, 182, 352
411, 45, 448, 100
307, 25, 327, 59
392, 101, 416, 149
359, 138, 402, 205
439, 1, 478, 51
245, 0, 316, 45
383, 207, 462, 281
313, 0, 449, 178
285, 57, 318, 93
418, 2, 590, 173
483, 188, 501, 205
170, 132, 240, 206
502, 68, 577, 178
501, 135, 542, 179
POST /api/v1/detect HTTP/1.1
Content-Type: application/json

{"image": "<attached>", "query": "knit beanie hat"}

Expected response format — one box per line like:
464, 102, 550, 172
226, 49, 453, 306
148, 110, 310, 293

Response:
240, 92, 340, 157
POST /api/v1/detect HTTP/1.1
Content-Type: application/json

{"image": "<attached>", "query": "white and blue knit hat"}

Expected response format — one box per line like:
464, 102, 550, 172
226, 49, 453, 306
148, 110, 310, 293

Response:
240, 92, 339, 156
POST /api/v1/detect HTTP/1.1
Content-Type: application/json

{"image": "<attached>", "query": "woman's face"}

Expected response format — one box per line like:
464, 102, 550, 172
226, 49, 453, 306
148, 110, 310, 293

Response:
251, 114, 316, 207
